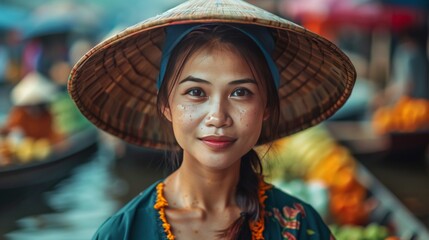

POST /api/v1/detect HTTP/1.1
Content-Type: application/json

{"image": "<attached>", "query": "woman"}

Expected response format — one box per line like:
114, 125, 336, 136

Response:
1, 71, 59, 142
68, 0, 356, 239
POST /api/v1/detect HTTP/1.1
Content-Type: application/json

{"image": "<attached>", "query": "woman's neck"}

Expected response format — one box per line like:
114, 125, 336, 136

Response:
163, 155, 241, 213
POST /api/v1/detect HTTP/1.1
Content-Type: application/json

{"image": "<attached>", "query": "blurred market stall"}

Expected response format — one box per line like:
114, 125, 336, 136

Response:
0, 1, 427, 240
257, 125, 429, 239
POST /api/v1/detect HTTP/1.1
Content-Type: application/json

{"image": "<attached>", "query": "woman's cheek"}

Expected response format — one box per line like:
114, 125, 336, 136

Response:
237, 106, 262, 128
173, 104, 202, 127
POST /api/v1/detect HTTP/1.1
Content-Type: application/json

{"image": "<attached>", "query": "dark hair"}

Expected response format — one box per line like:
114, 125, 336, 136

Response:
156, 25, 280, 239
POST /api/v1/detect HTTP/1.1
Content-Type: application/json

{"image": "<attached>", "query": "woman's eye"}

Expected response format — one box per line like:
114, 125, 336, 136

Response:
231, 88, 252, 97
186, 88, 206, 97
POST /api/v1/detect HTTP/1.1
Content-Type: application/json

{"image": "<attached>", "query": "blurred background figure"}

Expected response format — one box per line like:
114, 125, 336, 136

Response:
385, 26, 429, 104
0, 71, 59, 143
0, 72, 59, 166
0, 31, 9, 83
20, 2, 100, 82
0, 5, 27, 84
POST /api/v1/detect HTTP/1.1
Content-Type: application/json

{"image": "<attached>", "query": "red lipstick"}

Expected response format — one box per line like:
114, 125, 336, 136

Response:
200, 136, 236, 149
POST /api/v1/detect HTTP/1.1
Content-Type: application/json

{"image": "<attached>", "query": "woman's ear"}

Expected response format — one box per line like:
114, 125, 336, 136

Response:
263, 107, 270, 121
162, 105, 172, 122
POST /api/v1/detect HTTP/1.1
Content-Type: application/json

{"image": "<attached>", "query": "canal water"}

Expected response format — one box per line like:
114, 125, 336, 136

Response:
0, 140, 166, 240
0, 1, 183, 238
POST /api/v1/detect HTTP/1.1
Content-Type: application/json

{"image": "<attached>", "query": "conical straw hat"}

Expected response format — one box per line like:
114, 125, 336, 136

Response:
68, 0, 356, 149
12, 72, 58, 106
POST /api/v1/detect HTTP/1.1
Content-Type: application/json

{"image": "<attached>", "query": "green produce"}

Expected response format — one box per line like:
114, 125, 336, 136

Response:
330, 223, 390, 240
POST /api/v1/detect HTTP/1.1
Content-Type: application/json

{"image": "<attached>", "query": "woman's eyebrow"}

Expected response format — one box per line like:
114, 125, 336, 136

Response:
179, 76, 257, 85
229, 78, 257, 85
179, 76, 210, 85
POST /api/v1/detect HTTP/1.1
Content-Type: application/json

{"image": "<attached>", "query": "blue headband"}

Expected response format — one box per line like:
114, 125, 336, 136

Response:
156, 23, 280, 89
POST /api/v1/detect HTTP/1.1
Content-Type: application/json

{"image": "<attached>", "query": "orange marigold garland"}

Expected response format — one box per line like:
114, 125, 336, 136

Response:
154, 183, 175, 240
250, 179, 272, 240
154, 180, 271, 240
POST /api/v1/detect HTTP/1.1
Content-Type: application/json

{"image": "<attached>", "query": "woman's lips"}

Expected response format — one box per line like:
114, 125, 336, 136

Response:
200, 136, 236, 149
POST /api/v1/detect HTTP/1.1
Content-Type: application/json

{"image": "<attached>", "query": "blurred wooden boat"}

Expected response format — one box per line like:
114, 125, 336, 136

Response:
326, 121, 428, 160
0, 126, 98, 193
389, 131, 429, 155
325, 121, 390, 156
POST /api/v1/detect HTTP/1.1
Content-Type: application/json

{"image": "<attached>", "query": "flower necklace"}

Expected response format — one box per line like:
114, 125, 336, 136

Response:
154, 179, 271, 240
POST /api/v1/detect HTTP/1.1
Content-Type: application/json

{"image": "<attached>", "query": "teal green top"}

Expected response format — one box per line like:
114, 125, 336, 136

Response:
93, 180, 334, 239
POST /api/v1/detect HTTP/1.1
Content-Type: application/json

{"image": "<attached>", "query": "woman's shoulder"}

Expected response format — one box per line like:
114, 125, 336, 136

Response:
92, 180, 163, 240
265, 185, 313, 208
265, 186, 317, 221
264, 185, 334, 240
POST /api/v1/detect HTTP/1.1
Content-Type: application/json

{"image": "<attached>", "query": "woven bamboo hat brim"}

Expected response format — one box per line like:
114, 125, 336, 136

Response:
68, 0, 356, 149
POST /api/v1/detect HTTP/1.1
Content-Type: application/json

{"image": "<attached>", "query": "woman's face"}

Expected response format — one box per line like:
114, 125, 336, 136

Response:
163, 46, 269, 170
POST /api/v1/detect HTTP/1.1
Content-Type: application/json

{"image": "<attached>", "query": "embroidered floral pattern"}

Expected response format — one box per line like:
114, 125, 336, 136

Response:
293, 203, 306, 218
272, 203, 315, 239
273, 207, 300, 229
283, 231, 297, 240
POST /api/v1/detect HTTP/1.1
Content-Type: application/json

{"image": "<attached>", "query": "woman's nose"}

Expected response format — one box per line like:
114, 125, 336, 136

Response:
204, 99, 232, 128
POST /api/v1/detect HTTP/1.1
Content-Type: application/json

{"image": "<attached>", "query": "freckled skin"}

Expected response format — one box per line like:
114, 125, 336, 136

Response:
162, 46, 270, 239
164, 47, 268, 170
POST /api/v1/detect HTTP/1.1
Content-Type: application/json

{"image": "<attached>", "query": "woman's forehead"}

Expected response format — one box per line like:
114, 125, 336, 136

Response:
179, 47, 258, 83
165, 40, 270, 92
